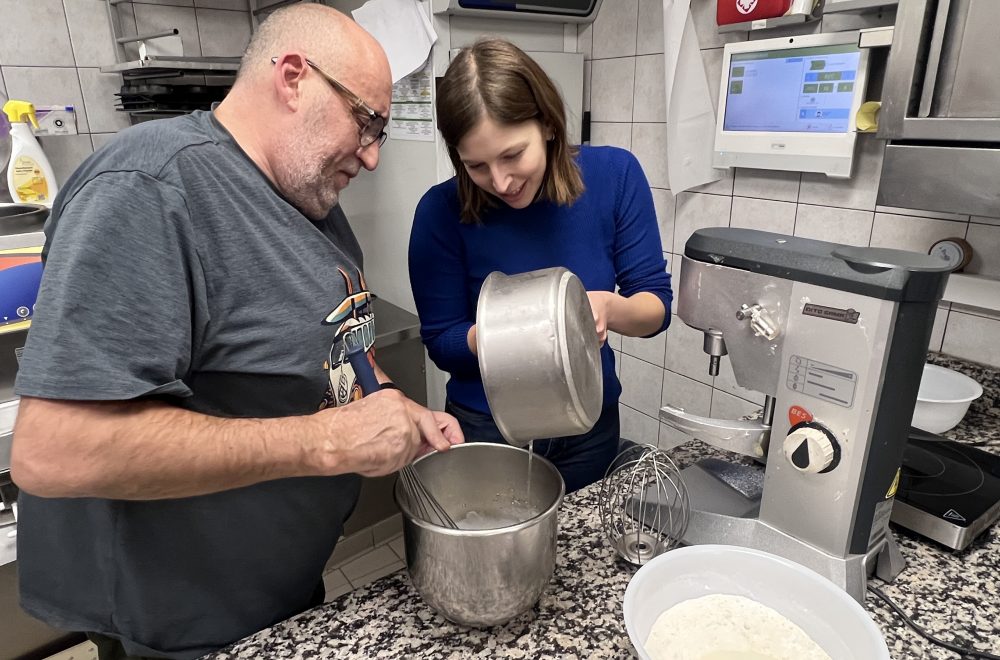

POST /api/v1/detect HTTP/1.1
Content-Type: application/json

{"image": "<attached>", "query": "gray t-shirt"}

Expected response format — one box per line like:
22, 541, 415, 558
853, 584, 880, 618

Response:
14, 111, 378, 658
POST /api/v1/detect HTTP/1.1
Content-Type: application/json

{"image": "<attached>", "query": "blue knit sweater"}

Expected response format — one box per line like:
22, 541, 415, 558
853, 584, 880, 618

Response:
408, 145, 672, 414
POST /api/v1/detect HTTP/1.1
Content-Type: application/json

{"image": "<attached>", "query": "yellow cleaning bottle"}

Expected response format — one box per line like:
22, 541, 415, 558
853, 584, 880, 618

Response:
4, 100, 58, 207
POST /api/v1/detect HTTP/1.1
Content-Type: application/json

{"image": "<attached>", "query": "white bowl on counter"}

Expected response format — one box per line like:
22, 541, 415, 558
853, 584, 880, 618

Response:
911, 363, 983, 434
623, 545, 889, 660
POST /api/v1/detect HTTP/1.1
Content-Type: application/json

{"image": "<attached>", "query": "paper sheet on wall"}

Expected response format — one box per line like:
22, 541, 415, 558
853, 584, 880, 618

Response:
389, 57, 434, 142
352, 0, 437, 84
662, 0, 721, 192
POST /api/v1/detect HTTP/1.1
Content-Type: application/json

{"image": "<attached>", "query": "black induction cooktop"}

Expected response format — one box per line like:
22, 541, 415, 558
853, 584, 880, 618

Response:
890, 428, 1000, 550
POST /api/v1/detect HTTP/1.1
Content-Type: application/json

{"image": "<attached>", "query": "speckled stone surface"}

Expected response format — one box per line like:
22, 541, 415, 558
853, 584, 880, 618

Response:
208, 354, 1000, 660
927, 352, 1000, 451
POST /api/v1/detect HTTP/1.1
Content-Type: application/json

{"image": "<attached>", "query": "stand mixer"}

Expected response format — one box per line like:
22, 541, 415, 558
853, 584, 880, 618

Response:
654, 227, 951, 602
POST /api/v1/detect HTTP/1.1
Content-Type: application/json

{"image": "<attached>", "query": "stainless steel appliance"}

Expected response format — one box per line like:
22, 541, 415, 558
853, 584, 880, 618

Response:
891, 427, 1000, 550
1, 203, 47, 404
476, 267, 603, 448
878, 0, 1000, 216
1, 204, 89, 659
395, 443, 564, 628
656, 227, 950, 602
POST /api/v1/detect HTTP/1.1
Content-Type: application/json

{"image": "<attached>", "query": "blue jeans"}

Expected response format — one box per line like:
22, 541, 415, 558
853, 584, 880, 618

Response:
445, 400, 621, 493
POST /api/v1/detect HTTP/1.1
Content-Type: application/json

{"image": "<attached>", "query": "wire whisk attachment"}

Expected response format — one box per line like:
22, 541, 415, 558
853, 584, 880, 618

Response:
599, 443, 689, 565
399, 464, 459, 529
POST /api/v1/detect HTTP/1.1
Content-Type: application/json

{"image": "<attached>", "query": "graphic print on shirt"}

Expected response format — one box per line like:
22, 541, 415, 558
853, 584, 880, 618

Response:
320, 268, 375, 409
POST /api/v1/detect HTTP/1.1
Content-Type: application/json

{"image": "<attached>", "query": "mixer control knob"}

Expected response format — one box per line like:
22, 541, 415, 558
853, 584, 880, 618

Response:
783, 423, 839, 474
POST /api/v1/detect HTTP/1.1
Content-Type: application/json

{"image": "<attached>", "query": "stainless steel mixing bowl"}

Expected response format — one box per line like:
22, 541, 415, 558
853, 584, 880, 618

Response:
395, 443, 565, 627
476, 267, 603, 447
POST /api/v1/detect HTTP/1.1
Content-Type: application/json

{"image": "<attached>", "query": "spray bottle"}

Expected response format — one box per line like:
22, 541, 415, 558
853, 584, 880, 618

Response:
3, 100, 58, 207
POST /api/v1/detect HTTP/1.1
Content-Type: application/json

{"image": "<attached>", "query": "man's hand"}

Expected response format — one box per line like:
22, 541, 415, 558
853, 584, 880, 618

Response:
419, 409, 464, 458
11, 393, 463, 500
314, 390, 463, 477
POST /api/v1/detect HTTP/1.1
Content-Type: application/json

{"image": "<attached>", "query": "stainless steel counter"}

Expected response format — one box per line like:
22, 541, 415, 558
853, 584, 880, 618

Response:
372, 297, 421, 347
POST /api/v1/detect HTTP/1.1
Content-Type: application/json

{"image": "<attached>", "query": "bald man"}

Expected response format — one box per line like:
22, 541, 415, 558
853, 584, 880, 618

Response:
10, 5, 461, 659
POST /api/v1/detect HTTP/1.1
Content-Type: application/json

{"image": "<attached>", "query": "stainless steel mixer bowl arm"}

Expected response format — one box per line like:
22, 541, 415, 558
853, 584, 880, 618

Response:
659, 404, 770, 459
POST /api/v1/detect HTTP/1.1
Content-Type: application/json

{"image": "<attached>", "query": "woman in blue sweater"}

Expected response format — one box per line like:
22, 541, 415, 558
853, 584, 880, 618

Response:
408, 38, 672, 492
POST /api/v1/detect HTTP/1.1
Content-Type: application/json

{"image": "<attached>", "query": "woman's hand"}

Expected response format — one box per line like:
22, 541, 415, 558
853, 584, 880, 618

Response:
467, 324, 478, 355
586, 291, 618, 345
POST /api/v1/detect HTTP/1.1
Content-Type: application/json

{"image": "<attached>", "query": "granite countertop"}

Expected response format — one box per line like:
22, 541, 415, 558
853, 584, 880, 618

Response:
210, 354, 1000, 659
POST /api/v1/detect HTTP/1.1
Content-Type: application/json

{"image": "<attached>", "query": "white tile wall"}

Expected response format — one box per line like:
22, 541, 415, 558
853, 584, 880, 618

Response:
636, 0, 664, 56
798, 136, 884, 211
64, 0, 126, 68
590, 122, 631, 150
589, 58, 635, 122
633, 54, 666, 123
134, 3, 203, 57
37, 134, 95, 184
794, 204, 873, 245
197, 0, 250, 9
90, 133, 117, 152
0, 1, 250, 183
730, 196, 796, 234
673, 192, 730, 247
664, 322, 714, 387
692, 166, 734, 196
710, 389, 761, 420
580, 0, 1000, 449
619, 353, 665, 418
78, 68, 132, 133
661, 369, 712, 416
630, 123, 668, 189
3, 66, 91, 132
592, 0, 638, 60
607, 330, 623, 351
0, 0, 76, 66
651, 187, 675, 254
137, 0, 196, 6
619, 402, 659, 444
196, 8, 253, 57
701, 47, 724, 113
870, 212, 967, 254
942, 311, 1000, 367
733, 168, 800, 203
965, 223, 1000, 278
621, 332, 666, 368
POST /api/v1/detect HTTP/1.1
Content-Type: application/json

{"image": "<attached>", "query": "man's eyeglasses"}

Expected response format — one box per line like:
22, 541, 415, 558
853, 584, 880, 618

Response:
271, 56, 388, 149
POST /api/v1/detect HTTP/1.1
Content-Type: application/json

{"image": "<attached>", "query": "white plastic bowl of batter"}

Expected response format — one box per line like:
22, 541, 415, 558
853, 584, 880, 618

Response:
623, 545, 889, 660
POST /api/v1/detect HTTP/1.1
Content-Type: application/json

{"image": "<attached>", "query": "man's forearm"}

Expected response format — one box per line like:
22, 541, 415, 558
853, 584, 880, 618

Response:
11, 397, 327, 500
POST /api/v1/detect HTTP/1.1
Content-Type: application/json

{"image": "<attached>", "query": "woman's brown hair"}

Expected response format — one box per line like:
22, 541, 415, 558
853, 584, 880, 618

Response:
436, 38, 585, 224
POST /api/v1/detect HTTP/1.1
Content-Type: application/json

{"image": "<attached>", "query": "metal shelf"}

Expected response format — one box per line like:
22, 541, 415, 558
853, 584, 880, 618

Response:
101, 0, 247, 77
824, 0, 898, 13
718, 12, 817, 33
100, 56, 240, 76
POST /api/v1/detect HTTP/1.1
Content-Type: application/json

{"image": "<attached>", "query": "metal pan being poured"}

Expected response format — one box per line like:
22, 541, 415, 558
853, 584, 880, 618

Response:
476, 267, 604, 447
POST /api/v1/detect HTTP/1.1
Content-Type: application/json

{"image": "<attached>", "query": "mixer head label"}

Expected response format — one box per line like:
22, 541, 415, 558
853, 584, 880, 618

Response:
802, 303, 860, 324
